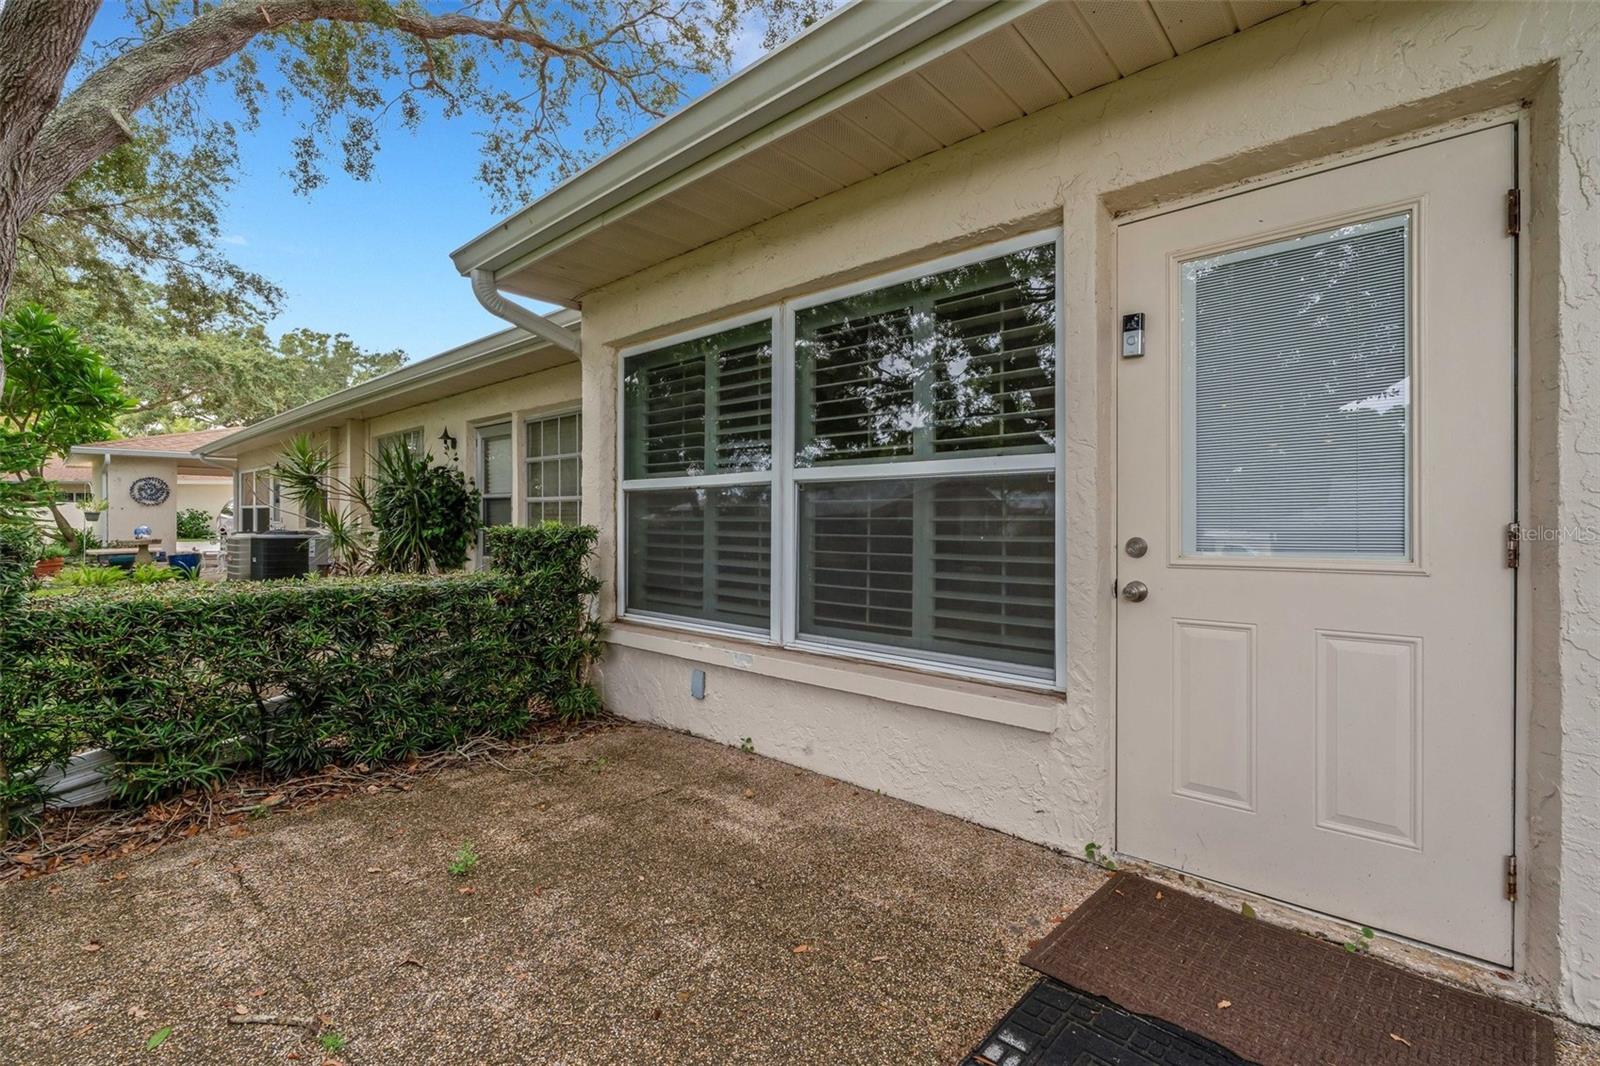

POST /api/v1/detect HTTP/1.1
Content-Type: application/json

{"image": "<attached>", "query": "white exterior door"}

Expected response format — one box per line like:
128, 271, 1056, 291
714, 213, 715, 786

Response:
1115, 126, 1517, 964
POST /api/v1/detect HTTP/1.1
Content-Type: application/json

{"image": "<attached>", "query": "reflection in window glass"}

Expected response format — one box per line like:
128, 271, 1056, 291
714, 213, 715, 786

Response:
794, 243, 1056, 467
623, 320, 772, 479
1183, 215, 1410, 559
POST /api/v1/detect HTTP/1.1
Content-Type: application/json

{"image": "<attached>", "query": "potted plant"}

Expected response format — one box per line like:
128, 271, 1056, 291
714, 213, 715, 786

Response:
80, 498, 108, 522
32, 541, 69, 579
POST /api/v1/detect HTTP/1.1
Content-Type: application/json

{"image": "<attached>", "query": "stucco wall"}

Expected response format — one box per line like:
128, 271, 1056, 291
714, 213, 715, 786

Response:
176, 478, 232, 521
99, 456, 179, 544
577, 1, 1600, 1020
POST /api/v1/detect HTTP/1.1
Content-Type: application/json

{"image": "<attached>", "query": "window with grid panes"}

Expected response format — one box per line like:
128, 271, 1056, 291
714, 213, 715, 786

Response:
526, 412, 581, 525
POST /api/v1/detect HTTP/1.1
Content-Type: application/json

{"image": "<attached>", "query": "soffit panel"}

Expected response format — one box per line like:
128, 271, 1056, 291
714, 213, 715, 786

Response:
502, 1, 1311, 306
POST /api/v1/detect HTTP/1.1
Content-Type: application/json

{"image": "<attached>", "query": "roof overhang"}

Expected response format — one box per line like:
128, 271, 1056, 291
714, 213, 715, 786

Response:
199, 323, 578, 458
452, 0, 1308, 306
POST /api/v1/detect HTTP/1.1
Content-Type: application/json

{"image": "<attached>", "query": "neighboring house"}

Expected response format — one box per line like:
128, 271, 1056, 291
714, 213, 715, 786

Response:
211, 0, 1600, 1024
70, 429, 237, 547
198, 323, 582, 557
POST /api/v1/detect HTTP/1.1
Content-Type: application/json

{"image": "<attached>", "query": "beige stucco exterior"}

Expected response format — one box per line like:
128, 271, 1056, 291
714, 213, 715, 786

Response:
221, 362, 583, 556
571, 1, 1600, 1022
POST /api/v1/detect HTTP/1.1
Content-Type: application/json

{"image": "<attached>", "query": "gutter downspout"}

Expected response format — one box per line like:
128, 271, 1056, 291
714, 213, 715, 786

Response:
470, 269, 580, 353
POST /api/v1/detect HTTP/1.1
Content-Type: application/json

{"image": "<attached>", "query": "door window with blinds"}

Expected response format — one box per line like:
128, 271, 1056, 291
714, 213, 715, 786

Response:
477, 423, 514, 556
619, 231, 1061, 683
1180, 214, 1411, 561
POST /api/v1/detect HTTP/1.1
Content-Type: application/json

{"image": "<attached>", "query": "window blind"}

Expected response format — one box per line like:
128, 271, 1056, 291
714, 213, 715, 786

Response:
1184, 216, 1410, 559
624, 320, 773, 479
795, 243, 1056, 467
798, 472, 1055, 671
627, 486, 771, 630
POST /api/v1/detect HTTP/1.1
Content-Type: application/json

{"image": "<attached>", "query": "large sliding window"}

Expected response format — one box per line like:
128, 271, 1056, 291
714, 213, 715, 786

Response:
619, 232, 1061, 683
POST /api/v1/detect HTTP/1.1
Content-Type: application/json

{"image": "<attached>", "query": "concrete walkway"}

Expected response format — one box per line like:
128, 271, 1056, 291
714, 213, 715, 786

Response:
0, 724, 1103, 1064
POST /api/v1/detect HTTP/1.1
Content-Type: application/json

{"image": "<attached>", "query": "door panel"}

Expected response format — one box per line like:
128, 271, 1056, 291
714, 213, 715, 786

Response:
1116, 126, 1516, 964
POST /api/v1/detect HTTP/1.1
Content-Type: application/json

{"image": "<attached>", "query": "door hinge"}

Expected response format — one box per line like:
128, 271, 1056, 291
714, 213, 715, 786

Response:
1507, 188, 1522, 237
1505, 521, 1522, 568
1506, 854, 1519, 902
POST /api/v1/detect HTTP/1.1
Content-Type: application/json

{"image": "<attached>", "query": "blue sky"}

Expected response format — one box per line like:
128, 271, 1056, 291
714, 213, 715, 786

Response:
85, 7, 780, 361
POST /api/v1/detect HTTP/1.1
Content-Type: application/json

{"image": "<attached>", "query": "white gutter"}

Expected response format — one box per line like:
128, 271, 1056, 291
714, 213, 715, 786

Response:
197, 325, 574, 458
449, 0, 1007, 279
470, 269, 581, 352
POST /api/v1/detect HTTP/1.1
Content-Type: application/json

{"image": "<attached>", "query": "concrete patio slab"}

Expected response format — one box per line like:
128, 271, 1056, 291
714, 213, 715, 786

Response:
0, 724, 1102, 1064
2, 722, 1596, 1065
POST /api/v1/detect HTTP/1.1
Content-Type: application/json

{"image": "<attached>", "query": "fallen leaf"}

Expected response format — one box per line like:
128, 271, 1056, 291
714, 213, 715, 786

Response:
72, 1022, 95, 1038
259, 794, 287, 808
1240, 902, 1257, 920
366, 867, 381, 874
1390, 1034, 1413, 1048
146, 1025, 173, 1049
869, 954, 889, 962
676, 991, 691, 1004
287, 1054, 301, 1062
1217, 1000, 1232, 1010
458, 886, 476, 896
399, 957, 425, 969
82, 941, 102, 953
1155, 891, 1164, 900
234, 1004, 249, 1016
742, 788, 755, 799
128, 1007, 149, 1020
249, 988, 267, 998
651, 1008, 662, 1021
792, 944, 814, 954
13, 851, 35, 865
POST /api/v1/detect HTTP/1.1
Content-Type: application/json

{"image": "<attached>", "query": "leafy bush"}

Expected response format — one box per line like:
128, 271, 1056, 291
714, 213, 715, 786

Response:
52, 565, 126, 588
176, 508, 214, 539
0, 525, 604, 837
371, 444, 481, 573
130, 562, 178, 584
0, 523, 40, 613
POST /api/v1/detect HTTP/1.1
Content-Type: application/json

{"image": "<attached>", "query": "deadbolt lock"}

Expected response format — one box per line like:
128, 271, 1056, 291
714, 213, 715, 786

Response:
1124, 536, 1147, 558
1121, 580, 1149, 603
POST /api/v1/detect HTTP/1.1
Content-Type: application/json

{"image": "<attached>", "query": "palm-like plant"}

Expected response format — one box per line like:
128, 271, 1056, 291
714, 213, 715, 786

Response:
274, 434, 372, 574
370, 443, 481, 573
274, 434, 480, 575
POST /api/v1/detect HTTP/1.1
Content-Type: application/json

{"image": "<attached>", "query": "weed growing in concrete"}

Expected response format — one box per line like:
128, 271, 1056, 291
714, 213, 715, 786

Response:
448, 841, 479, 877
739, 737, 754, 754
319, 1031, 349, 1052
1344, 926, 1375, 953
1083, 842, 1117, 871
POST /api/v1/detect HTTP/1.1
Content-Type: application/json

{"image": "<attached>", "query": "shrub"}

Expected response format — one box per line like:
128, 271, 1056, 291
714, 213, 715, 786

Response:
52, 565, 126, 589
0, 523, 39, 614
0, 525, 604, 837
176, 508, 214, 540
371, 444, 481, 573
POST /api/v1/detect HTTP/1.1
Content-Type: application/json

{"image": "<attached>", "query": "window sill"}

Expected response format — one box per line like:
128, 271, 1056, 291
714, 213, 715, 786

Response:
604, 621, 1061, 734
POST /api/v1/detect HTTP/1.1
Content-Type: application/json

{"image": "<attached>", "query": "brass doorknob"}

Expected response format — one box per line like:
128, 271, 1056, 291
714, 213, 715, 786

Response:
1121, 580, 1149, 603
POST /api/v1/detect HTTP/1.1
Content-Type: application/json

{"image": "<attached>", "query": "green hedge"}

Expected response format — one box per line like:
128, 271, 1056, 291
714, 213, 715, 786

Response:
0, 523, 603, 833
0, 523, 39, 615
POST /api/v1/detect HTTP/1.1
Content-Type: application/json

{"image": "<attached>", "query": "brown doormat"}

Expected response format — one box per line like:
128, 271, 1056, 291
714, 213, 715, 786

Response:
1022, 873, 1554, 1066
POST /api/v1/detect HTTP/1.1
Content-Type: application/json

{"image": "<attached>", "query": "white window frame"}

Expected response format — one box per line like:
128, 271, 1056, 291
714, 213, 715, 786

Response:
475, 420, 514, 556
374, 426, 423, 460
524, 409, 583, 525
236, 467, 279, 533
616, 228, 1066, 690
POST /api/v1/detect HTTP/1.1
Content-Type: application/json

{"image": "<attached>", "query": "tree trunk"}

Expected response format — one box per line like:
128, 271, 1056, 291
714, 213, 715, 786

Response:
0, 0, 100, 369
